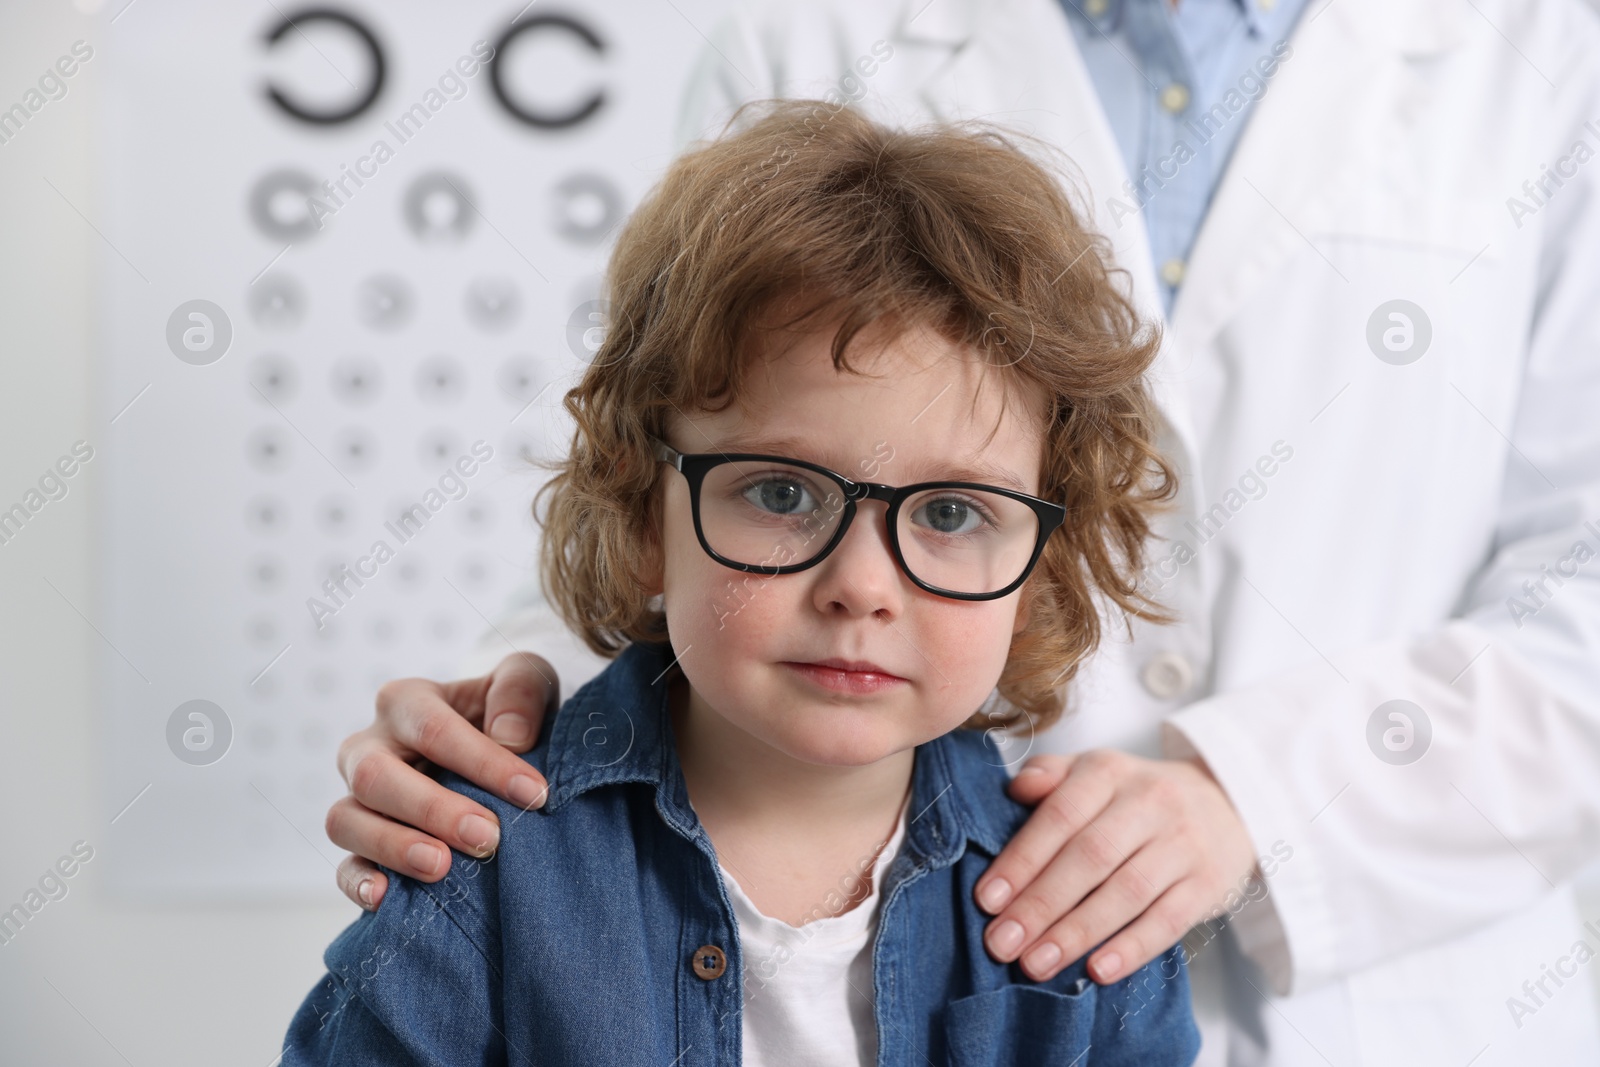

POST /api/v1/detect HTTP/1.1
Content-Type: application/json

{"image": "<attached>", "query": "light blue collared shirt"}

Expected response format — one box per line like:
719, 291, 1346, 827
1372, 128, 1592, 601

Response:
1060, 0, 1311, 313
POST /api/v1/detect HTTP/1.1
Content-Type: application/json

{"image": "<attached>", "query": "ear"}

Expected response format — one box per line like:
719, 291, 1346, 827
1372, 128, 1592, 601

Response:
639, 482, 667, 597
640, 541, 665, 597
1011, 580, 1034, 637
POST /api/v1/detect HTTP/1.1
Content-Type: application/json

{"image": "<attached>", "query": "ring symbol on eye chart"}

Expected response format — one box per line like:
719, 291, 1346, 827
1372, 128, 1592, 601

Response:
553, 172, 624, 245
261, 8, 386, 126
357, 274, 415, 331
249, 274, 307, 331
249, 169, 323, 242
465, 278, 521, 332
404, 172, 476, 243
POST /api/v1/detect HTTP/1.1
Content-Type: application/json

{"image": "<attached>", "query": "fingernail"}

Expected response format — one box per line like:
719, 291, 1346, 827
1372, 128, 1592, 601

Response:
458, 814, 500, 855
1016, 765, 1046, 777
988, 919, 1024, 956
1025, 942, 1062, 975
356, 879, 374, 907
978, 877, 1012, 912
508, 774, 546, 810
489, 715, 532, 747
1093, 952, 1122, 982
407, 842, 446, 876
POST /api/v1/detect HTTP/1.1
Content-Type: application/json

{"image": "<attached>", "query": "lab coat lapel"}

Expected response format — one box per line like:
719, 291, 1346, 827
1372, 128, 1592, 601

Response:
900, 0, 1204, 495
1168, 0, 1469, 355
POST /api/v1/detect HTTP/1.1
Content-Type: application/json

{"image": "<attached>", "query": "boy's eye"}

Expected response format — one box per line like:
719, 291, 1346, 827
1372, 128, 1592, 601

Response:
910, 496, 988, 536
742, 477, 817, 516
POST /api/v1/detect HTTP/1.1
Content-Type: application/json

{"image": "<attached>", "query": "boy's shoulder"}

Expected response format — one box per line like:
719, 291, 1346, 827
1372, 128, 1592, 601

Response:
402, 649, 674, 947
919, 726, 1034, 853
431, 640, 678, 840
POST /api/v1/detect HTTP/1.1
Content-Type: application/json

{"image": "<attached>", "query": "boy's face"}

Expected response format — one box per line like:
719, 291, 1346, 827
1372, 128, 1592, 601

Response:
651, 314, 1048, 769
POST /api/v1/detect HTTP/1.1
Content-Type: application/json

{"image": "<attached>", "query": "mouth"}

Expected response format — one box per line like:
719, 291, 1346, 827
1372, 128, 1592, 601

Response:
780, 658, 909, 695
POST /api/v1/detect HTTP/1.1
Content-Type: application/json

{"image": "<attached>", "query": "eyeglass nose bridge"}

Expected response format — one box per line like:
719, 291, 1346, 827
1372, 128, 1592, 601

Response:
827, 481, 901, 546
808, 480, 909, 588
813, 479, 926, 590
839, 479, 898, 506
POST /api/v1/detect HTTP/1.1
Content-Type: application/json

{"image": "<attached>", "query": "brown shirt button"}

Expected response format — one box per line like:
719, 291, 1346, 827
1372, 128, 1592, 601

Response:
691, 944, 727, 980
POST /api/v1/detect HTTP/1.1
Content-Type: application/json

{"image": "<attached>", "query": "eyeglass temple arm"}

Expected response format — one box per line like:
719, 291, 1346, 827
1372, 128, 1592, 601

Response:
651, 436, 683, 469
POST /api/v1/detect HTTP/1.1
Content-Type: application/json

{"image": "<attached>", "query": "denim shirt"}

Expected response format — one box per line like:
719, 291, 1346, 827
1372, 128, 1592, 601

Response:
283, 640, 1200, 1066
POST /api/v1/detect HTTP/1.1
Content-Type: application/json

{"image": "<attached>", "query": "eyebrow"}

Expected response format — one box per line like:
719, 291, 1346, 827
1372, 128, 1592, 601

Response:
705, 433, 1033, 494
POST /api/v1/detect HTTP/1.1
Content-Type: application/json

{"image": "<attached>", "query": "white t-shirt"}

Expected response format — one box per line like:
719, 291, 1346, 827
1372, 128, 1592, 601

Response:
717, 797, 911, 1067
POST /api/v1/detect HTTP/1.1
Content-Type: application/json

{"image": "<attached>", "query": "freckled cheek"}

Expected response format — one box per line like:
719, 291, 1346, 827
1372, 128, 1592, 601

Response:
660, 550, 726, 644
661, 542, 796, 663
916, 604, 1018, 700
664, 572, 806, 718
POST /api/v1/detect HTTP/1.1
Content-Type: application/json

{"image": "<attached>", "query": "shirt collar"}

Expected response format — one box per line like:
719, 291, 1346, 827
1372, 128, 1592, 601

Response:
1065, 0, 1277, 38
541, 640, 1023, 866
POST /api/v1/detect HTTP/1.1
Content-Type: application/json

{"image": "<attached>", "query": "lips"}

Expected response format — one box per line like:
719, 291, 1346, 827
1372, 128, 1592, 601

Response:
780, 657, 908, 695
805, 657, 903, 676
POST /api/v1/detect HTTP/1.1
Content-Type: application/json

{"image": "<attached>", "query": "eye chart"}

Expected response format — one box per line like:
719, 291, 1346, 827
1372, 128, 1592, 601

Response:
98, 2, 720, 898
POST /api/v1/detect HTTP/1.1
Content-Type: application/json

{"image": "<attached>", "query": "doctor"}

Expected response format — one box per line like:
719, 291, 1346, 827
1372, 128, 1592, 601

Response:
323, 0, 1600, 1062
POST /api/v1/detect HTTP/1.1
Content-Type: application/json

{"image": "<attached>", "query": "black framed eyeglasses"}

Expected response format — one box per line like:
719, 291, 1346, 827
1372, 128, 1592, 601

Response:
651, 436, 1066, 601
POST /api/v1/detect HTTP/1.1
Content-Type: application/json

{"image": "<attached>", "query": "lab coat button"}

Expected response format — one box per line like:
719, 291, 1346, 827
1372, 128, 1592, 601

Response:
1160, 258, 1186, 286
1141, 651, 1194, 700
1160, 83, 1190, 114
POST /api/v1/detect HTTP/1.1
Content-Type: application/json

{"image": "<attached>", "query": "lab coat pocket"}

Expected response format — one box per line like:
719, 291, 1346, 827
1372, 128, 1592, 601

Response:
943, 981, 1096, 1066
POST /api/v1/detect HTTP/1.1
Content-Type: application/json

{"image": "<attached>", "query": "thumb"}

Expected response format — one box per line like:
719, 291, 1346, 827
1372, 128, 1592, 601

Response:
483, 651, 559, 753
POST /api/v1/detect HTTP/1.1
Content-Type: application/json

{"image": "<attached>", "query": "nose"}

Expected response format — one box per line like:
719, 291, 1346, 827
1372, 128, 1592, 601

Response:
809, 501, 905, 619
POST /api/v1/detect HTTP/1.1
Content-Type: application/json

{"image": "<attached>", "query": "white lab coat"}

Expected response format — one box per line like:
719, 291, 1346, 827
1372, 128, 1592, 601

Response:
464, 0, 1600, 1062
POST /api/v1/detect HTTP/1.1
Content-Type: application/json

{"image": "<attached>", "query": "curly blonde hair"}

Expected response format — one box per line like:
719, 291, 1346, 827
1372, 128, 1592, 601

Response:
534, 98, 1177, 734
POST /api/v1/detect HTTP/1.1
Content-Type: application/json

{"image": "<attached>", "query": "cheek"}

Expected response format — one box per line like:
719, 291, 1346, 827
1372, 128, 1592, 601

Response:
916, 601, 1020, 705
667, 572, 793, 649
662, 560, 804, 721
659, 498, 794, 658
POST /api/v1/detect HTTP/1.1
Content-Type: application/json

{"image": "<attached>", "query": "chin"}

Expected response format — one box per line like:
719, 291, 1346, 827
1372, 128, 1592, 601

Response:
763, 712, 915, 768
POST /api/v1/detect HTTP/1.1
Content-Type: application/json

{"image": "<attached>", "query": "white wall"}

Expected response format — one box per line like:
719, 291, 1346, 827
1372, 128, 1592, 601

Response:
0, 4, 380, 1062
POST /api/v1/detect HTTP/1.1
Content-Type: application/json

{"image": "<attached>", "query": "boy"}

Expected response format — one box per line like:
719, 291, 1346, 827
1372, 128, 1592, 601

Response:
283, 98, 1199, 1065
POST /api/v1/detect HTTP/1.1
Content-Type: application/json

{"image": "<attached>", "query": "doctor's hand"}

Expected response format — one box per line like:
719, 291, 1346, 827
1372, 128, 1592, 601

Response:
975, 750, 1257, 984
324, 652, 559, 910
